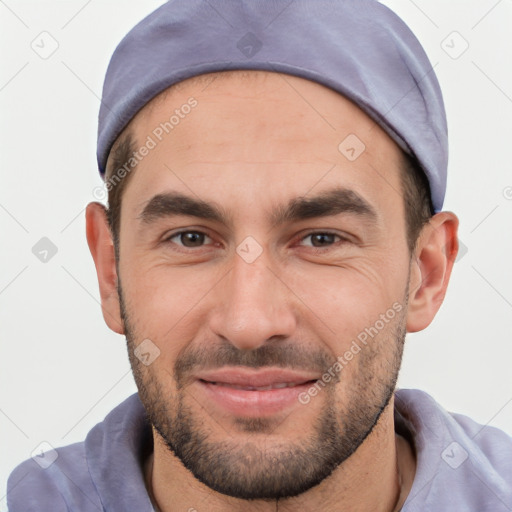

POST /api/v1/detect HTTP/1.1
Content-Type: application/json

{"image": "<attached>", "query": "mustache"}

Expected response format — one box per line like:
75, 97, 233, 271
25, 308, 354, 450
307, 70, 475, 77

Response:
174, 341, 337, 383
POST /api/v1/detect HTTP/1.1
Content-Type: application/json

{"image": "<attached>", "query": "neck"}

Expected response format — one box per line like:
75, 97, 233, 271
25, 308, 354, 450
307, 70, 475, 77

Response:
145, 396, 416, 512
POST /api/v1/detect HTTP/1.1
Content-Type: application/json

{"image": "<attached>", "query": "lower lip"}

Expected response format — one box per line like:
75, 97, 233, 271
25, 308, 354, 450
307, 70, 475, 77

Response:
196, 380, 315, 417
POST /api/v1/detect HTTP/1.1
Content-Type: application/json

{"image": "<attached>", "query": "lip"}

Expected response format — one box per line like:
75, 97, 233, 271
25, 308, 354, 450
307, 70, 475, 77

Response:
194, 367, 319, 417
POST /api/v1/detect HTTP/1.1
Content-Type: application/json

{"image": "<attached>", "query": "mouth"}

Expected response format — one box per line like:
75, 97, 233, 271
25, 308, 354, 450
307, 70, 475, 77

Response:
202, 381, 311, 391
194, 367, 319, 417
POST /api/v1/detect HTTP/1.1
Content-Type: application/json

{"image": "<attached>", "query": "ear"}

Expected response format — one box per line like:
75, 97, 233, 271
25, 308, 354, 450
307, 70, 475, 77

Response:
406, 211, 459, 333
85, 202, 125, 335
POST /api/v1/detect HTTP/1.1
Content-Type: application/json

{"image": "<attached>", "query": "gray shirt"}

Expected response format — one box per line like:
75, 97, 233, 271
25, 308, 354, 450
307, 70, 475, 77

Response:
7, 389, 512, 511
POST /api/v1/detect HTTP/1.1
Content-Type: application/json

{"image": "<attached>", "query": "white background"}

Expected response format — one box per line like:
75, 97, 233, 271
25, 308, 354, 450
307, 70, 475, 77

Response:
1, 0, 511, 505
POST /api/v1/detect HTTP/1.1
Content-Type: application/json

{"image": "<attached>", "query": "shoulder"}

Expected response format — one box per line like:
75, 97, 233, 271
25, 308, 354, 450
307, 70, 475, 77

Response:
6, 393, 147, 512
396, 388, 512, 511
7, 441, 101, 512
397, 388, 512, 462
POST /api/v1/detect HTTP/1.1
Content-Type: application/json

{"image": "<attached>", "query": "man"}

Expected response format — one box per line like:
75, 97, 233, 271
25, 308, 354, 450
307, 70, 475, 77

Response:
7, 0, 512, 510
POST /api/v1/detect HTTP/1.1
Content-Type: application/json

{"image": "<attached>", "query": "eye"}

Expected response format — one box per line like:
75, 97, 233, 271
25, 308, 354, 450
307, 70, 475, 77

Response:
163, 230, 347, 251
165, 230, 213, 248
298, 232, 345, 248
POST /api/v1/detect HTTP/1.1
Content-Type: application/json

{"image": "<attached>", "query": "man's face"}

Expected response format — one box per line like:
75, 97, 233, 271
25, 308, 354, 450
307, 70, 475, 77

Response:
115, 71, 412, 499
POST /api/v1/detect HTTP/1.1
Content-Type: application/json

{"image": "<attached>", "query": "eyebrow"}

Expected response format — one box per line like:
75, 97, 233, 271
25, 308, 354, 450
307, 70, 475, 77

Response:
138, 187, 377, 227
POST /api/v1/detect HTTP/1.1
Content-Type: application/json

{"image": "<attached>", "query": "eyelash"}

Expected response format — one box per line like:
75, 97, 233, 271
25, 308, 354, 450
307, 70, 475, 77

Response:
163, 230, 348, 252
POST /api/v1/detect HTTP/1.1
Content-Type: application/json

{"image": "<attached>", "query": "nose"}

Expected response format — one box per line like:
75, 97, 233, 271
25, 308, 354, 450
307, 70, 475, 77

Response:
208, 250, 297, 351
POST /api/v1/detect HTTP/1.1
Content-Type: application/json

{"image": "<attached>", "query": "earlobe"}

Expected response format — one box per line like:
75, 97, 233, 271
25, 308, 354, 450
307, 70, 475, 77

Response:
406, 211, 459, 333
85, 202, 125, 335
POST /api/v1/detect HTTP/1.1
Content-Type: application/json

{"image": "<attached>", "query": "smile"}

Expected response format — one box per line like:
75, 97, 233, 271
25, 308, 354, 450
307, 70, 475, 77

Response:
194, 367, 320, 417
203, 381, 311, 391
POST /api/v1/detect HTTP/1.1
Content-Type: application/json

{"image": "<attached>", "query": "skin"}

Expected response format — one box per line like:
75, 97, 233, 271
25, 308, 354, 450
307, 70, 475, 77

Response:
86, 70, 458, 511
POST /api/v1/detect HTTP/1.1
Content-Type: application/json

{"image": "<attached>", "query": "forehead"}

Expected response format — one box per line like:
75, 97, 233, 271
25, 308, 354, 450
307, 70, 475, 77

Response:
117, 70, 405, 222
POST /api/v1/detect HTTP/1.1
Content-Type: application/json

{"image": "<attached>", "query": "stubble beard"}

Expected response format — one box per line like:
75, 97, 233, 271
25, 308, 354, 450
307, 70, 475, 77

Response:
119, 282, 407, 500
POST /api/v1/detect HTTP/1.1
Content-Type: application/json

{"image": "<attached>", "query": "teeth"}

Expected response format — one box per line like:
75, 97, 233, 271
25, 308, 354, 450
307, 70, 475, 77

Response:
210, 382, 301, 391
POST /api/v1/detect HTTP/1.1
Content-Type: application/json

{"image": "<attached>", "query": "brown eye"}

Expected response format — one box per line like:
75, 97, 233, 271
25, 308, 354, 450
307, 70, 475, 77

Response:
300, 232, 342, 248
167, 231, 212, 248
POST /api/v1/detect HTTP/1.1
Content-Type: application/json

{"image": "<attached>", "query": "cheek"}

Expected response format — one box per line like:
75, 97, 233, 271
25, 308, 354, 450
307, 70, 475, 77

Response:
284, 255, 406, 346
120, 237, 408, 364
121, 262, 222, 358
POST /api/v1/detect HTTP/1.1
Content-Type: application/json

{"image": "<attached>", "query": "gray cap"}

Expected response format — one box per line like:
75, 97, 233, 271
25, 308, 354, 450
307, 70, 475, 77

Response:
97, 0, 447, 212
